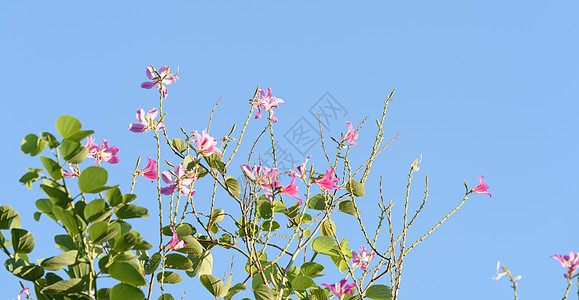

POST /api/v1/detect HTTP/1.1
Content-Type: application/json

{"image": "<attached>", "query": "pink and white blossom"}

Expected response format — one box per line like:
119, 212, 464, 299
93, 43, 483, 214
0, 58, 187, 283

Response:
280, 171, 302, 205
296, 156, 311, 179
322, 279, 356, 300
251, 87, 285, 123
343, 121, 359, 146
351, 245, 375, 271
129, 108, 165, 133
17, 287, 31, 300
191, 130, 222, 156
472, 175, 492, 198
137, 157, 157, 182
62, 163, 80, 178
85, 136, 120, 165
161, 165, 196, 196
315, 167, 341, 192
168, 227, 187, 250
552, 251, 579, 278
141, 65, 178, 99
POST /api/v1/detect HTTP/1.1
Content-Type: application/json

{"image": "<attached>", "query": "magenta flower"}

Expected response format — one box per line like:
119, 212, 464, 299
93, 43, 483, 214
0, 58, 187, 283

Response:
136, 157, 157, 182
472, 175, 492, 198
315, 167, 341, 192
17, 287, 31, 300
168, 227, 187, 250
161, 165, 196, 196
85, 136, 120, 165
251, 87, 285, 123
552, 251, 579, 278
351, 245, 375, 271
62, 163, 80, 178
296, 156, 311, 179
322, 279, 356, 300
141, 65, 178, 99
191, 130, 222, 156
129, 108, 165, 133
241, 165, 280, 191
281, 171, 302, 205
342, 121, 359, 146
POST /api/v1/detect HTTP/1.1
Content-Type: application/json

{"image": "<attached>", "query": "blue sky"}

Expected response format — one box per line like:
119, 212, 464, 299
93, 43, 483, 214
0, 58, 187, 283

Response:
2, 1, 578, 299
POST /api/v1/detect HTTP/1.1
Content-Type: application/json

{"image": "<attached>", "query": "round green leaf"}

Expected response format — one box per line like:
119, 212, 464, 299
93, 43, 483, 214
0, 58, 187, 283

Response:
365, 284, 393, 300
307, 194, 327, 210
115, 204, 149, 219
0, 205, 21, 229
320, 219, 336, 237
84, 199, 106, 222
56, 115, 94, 142
310, 236, 335, 255
157, 271, 182, 284
110, 283, 145, 300
157, 294, 175, 300
339, 200, 359, 216
200, 274, 226, 297
291, 275, 315, 291
300, 262, 324, 278
40, 156, 63, 181
21, 134, 47, 156
13, 264, 44, 281
41, 278, 84, 295
11, 228, 34, 254
346, 180, 366, 197
41, 250, 78, 271
225, 176, 241, 198
109, 261, 146, 287
165, 253, 192, 270
172, 138, 187, 153
78, 166, 108, 193
106, 186, 122, 207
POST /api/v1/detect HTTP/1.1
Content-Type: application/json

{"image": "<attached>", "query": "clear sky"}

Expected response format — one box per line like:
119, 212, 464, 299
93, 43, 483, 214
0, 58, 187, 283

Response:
2, 1, 578, 299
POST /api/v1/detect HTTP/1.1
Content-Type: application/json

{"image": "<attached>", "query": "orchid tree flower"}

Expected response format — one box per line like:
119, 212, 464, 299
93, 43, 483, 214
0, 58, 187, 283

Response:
161, 165, 196, 196
251, 87, 285, 123
491, 261, 521, 281
471, 175, 492, 198
552, 251, 579, 278
315, 167, 341, 192
322, 279, 356, 300
85, 136, 120, 165
62, 163, 80, 178
191, 130, 222, 156
17, 287, 31, 300
296, 156, 311, 179
136, 157, 157, 182
342, 121, 359, 146
280, 171, 302, 205
141, 65, 178, 99
351, 245, 375, 271
168, 227, 187, 250
241, 165, 280, 191
129, 108, 165, 133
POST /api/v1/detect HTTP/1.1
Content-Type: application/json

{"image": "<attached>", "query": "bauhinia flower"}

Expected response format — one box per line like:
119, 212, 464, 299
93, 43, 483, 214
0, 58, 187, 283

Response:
191, 130, 222, 156
351, 245, 375, 271
62, 163, 80, 178
141, 65, 178, 99
129, 108, 165, 133
552, 251, 579, 278
168, 227, 187, 250
322, 279, 356, 300
280, 171, 302, 205
161, 165, 196, 196
85, 136, 120, 164
136, 157, 157, 182
241, 165, 279, 190
491, 261, 521, 281
472, 175, 492, 198
315, 167, 341, 192
251, 87, 285, 123
17, 287, 31, 300
342, 121, 359, 146
296, 156, 311, 179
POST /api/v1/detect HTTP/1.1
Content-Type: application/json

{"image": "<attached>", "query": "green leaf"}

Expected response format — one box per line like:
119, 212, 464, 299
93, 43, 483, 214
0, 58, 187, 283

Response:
339, 200, 359, 216
158, 294, 175, 300
41, 278, 84, 294
200, 274, 226, 297
39, 156, 63, 181
172, 138, 187, 153
320, 220, 336, 237
165, 253, 192, 270
56, 115, 94, 142
176, 236, 204, 256
61, 140, 89, 164
145, 253, 161, 275
257, 200, 273, 219
311, 287, 330, 300
97, 288, 111, 300
307, 194, 328, 210
346, 180, 366, 197
115, 204, 149, 219
33, 212, 41, 221
41, 250, 78, 271
52, 206, 80, 234
291, 275, 315, 291
157, 271, 182, 284
35, 198, 56, 220
186, 251, 213, 277
42, 132, 60, 148
84, 199, 106, 222
106, 186, 123, 207
0, 205, 21, 229
122, 193, 138, 204
261, 220, 280, 231
225, 176, 241, 198
88, 221, 108, 242
253, 284, 275, 300
365, 285, 392, 300
110, 283, 145, 299
205, 152, 226, 173
113, 232, 138, 252
224, 283, 246, 299
300, 262, 324, 278
109, 261, 146, 287
19, 171, 40, 189
12, 264, 44, 281
92, 227, 118, 245
310, 236, 335, 255
21, 134, 47, 156
183, 154, 197, 170
11, 228, 34, 254
55, 235, 77, 251
40, 184, 71, 208
162, 223, 194, 237
78, 166, 108, 193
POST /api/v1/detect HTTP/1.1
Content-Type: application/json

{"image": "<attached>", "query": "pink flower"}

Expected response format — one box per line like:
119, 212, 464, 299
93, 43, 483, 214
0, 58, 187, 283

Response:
342, 121, 359, 146
137, 157, 157, 182
62, 163, 80, 178
472, 175, 492, 198
552, 252, 579, 278
129, 108, 165, 133
296, 156, 311, 179
281, 171, 302, 205
241, 165, 280, 191
315, 167, 341, 192
161, 165, 196, 196
85, 136, 120, 165
168, 227, 187, 250
251, 87, 285, 123
17, 287, 31, 300
351, 245, 375, 271
191, 130, 222, 156
141, 65, 178, 99
322, 279, 356, 300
